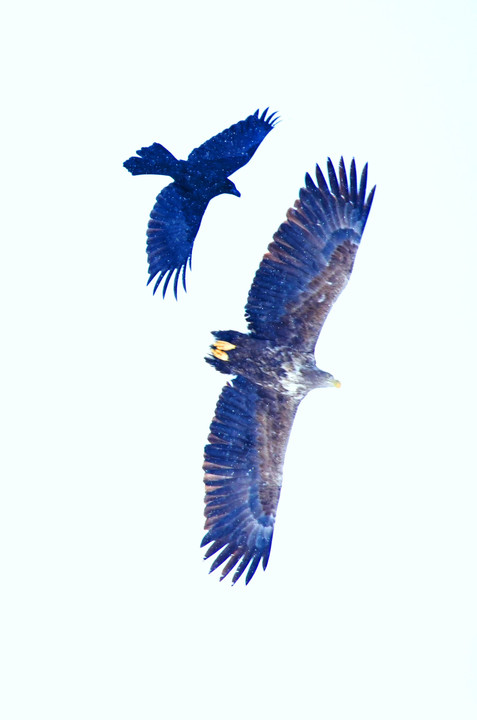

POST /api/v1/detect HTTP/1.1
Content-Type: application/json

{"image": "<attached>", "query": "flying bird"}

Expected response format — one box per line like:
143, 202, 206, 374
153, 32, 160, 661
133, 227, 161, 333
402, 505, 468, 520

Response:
123, 109, 278, 298
202, 157, 375, 585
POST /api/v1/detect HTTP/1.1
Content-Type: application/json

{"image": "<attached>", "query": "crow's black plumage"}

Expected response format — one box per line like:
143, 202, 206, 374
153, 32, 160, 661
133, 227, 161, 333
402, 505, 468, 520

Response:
123, 109, 278, 298
202, 158, 375, 584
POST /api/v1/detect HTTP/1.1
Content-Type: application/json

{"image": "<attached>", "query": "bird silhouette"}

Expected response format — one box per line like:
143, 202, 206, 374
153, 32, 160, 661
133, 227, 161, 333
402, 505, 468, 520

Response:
123, 109, 278, 298
202, 158, 375, 584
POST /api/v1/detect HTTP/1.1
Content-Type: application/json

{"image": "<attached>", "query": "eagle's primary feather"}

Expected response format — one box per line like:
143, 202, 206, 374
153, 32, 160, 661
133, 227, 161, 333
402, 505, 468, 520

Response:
123, 109, 278, 298
202, 158, 375, 584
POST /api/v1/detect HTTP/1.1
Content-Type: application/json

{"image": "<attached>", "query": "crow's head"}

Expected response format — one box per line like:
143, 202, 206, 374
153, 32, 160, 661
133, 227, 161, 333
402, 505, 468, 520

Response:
218, 178, 241, 198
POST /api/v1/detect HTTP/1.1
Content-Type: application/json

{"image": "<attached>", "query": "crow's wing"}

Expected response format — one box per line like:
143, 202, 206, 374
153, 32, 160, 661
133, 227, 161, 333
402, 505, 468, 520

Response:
202, 375, 300, 585
245, 158, 375, 350
187, 108, 278, 178
146, 182, 210, 298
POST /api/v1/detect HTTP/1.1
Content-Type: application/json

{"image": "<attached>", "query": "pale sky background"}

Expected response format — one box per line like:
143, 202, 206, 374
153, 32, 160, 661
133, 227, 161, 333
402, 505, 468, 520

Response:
2, 1, 477, 718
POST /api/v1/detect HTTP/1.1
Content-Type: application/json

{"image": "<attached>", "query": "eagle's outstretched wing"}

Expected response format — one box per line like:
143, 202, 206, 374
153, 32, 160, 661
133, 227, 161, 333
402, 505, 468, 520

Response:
245, 158, 375, 351
202, 375, 300, 585
187, 108, 278, 178
146, 183, 209, 298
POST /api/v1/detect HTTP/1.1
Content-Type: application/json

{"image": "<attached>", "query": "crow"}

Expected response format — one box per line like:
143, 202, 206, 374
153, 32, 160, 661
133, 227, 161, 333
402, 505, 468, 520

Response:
123, 109, 278, 298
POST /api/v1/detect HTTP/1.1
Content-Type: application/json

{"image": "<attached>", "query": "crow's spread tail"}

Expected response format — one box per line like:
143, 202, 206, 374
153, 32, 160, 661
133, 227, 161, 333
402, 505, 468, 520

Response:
123, 142, 180, 177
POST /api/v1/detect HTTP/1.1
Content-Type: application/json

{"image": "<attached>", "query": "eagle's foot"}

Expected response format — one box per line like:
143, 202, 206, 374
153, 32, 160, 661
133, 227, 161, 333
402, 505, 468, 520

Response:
212, 348, 228, 361
211, 340, 237, 362
214, 340, 236, 351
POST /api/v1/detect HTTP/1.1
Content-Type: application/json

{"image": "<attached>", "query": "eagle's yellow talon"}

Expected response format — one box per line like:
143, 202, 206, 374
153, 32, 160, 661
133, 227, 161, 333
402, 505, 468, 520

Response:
213, 340, 236, 351
212, 348, 229, 361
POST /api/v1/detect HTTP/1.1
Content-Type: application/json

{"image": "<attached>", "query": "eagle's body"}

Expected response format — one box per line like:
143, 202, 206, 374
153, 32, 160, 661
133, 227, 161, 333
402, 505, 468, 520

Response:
202, 158, 375, 585
206, 331, 332, 398
123, 109, 278, 298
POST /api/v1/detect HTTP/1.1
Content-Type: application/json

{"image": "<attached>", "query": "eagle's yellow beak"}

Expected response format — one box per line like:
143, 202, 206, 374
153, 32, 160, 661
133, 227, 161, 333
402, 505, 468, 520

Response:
333, 379, 341, 388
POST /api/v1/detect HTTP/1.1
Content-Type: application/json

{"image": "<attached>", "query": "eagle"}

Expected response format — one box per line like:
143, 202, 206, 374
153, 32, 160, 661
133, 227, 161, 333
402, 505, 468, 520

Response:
123, 109, 278, 298
201, 157, 375, 584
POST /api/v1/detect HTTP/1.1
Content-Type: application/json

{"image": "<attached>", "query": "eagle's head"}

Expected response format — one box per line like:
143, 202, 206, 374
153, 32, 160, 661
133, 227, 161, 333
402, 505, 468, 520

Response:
318, 371, 341, 389
305, 367, 341, 390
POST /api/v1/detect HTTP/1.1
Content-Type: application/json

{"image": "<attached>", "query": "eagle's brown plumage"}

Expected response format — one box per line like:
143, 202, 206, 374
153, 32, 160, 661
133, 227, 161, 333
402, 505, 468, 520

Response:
202, 158, 375, 584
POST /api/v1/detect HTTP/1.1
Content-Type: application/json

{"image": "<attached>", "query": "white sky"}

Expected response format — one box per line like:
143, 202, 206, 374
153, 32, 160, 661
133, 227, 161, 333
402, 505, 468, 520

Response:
2, 0, 477, 718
